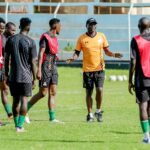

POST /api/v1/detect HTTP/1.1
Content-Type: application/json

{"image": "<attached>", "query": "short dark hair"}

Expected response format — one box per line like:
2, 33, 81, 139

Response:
138, 17, 150, 30
6, 22, 16, 28
20, 17, 31, 29
49, 18, 60, 29
0, 18, 5, 24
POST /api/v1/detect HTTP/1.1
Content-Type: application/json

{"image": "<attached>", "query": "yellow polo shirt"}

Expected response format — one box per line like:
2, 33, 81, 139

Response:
75, 32, 109, 72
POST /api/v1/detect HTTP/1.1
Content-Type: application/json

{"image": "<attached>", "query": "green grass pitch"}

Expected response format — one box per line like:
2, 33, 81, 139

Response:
0, 67, 149, 150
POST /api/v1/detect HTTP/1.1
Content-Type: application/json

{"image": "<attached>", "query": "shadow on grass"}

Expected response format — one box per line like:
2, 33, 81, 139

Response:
108, 130, 141, 135
0, 138, 139, 144
0, 138, 104, 143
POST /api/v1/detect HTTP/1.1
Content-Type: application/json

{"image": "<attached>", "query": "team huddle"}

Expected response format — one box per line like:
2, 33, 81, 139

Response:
0, 16, 150, 144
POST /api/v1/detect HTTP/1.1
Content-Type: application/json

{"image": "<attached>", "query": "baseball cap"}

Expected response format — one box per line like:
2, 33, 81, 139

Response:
86, 18, 97, 26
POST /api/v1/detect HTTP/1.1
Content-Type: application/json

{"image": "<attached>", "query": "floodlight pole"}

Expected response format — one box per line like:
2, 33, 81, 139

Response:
128, 2, 134, 60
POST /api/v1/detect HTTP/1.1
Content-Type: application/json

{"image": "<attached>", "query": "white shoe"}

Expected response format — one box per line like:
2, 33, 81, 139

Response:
50, 119, 64, 124
25, 114, 30, 124
16, 127, 25, 133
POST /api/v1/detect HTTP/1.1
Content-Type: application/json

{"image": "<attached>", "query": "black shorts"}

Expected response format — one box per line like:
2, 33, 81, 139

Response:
135, 87, 150, 103
39, 66, 58, 88
9, 82, 32, 97
83, 71, 105, 89
0, 70, 4, 82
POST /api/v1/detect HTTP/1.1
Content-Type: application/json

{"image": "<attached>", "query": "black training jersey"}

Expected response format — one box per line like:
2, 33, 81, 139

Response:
5, 33, 37, 83
131, 33, 150, 88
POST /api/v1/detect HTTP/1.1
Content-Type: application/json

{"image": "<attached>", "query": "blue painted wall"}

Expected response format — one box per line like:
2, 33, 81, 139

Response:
0, 13, 148, 60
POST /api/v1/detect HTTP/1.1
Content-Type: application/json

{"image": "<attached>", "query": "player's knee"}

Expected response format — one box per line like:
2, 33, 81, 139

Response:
97, 87, 103, 92
50, 91, 56, 96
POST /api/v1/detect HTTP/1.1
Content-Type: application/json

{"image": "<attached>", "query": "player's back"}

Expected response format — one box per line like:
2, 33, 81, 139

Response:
7, 33, 34, 83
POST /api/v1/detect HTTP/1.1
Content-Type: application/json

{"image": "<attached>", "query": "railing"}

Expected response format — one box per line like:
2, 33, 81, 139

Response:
0, 2, 150, 14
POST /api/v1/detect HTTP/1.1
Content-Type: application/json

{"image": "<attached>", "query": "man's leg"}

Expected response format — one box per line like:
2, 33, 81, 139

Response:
148, 101, 150, 126
27, 87, 48, 111
12, 96, 20, 127
139, 101, 150, 143
96, 87, 103, 111
1, 84, 13, 118
95, 87, 103, 122
17, 96, 28, 129
86, 88, 94, 122
48, 84, 57, 121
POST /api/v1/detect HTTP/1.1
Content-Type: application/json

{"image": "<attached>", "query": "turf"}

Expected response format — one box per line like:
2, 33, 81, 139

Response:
0, 67, 149, 150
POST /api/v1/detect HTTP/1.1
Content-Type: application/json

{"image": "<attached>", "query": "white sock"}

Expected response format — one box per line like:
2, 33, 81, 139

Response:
89, 112, 93, 118
96, 109, 101, 113
144, 132, 150, 139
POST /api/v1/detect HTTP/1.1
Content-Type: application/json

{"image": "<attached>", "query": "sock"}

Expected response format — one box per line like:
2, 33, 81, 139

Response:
49, 110, 55, 121
4, 103, 12, 115
141, 120, 150, 139
89, 112, 93, 118
144, 132, 150, 140
149, 118, 150, 126
27, 102, 33, 111
14, 116, 19, 127
96, 109, 101, 113
17, 115, 25, 128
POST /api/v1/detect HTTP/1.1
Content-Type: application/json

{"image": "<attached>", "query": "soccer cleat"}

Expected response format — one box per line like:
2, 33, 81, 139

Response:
25, 114, 31, 124
50, 119, 64, 124
16, 127, 25, 133
95, 111, 103, 122
86, 114, 94, 122
143, 138, 150, 144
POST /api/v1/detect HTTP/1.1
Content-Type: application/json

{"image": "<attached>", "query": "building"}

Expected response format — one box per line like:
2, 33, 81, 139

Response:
0, 0, 150, 14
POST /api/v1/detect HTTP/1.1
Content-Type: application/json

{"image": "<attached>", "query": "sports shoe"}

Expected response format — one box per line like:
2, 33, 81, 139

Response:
50, 119, 64, 124
16, 127, 25, 133
25, 114, 30, 124
143, 138, 150, 144
86, 114, 94, 122
95, 111, 103, 122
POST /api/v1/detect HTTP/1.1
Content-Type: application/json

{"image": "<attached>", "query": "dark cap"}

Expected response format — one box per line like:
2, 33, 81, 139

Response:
86, 18, 97, 26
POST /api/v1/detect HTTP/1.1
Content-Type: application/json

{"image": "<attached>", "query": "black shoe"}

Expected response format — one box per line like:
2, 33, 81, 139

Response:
86, 114, 94, 122
95, 111, 103, 122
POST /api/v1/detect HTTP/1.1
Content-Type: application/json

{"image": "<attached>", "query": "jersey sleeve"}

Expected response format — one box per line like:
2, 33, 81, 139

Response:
31, 40, 37, 60
39, 37, 47, 49
130, 38, 137, 59
102, 33, 109, 48
75, 36, 82, 51
5, 37, 11, 54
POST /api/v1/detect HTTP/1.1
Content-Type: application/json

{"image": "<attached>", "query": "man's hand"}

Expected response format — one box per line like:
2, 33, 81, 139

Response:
128, 82, 135, 95
0, 56, 4, 64
114, 53, 123, 58
32, 80, 36, 90
36, 69, 41, 80
66, 58, 75, 64
4, 75, 9, 86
